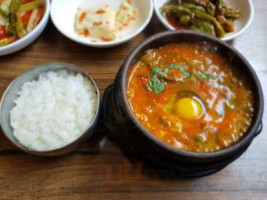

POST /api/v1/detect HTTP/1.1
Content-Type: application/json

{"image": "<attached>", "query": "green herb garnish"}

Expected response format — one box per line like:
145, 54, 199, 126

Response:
146, 75, 166, 94
198, 72, 216, 80
151, 67, 162, 76
166, 64, 183, 70
182, 71, 191, 78
144, 64, 191, 94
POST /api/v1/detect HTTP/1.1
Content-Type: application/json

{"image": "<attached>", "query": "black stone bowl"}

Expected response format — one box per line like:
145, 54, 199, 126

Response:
103, 30, 264, 178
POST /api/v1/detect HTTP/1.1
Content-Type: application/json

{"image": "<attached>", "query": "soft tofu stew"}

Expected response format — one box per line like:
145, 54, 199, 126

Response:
127, 43, 254, 153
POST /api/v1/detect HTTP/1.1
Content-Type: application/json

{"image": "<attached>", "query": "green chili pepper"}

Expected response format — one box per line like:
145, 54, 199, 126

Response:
194, 10, 226, 38
7, 0, 20, 36
18, 0, 43, 12
182, 0, 215, 15
179, 14, 191, 25
15, 12, 26, 38
162, 5, 226, 37
0, 8, 8, 18
192, 18, 215, 35
224, 9, 241, 20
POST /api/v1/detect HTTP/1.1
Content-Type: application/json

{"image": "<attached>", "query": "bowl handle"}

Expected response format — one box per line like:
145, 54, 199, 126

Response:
254, 121, 263, 137
102, 84, 114, 121
102, 84, 120, 133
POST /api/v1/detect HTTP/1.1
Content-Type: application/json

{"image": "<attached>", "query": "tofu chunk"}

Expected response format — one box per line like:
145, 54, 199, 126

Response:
116, 1, 138, 30
75, 1, 138, 42
75, 6, 117, 41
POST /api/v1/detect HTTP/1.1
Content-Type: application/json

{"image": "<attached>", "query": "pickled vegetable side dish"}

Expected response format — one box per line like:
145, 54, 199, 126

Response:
0, 0, 44, 47
75, 1, 138, 42
162, 0, 241, 38
127, 43, 254, 152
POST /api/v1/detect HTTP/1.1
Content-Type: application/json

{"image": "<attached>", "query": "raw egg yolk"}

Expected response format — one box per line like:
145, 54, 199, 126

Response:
173, 97, 203, 120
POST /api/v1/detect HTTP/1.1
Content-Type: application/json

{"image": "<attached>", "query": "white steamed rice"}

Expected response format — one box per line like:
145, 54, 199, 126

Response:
10, 70, 98, 151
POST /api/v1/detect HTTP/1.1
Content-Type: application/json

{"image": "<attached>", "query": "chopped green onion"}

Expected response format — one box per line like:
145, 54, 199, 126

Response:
182, 71, 191, 78
198, 72, 216, 80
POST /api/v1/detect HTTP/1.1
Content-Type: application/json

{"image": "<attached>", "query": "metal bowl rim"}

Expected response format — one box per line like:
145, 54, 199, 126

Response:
0, 62, 101, 156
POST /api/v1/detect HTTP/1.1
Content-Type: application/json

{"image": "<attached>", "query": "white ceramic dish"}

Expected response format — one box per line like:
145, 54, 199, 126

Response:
50, 0, 153, 48
153, 0, 254, 41
0, 0, 50, 56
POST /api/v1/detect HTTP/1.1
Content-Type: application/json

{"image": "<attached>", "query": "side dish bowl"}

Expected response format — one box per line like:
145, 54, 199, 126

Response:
153, 0, 254, 41
50, 0, 153, 48
103, 30, 264, 177
0, 0, 50, 56
0, 62, 101, 156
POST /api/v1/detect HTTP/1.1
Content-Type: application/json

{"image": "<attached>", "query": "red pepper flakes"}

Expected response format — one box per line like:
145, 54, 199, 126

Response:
83, 29, 90, 37
96, 10, 106, 14
21, 11, 32, 25
79, 12, 87, 22
0, 25, 8, 40
93, 21, 102, 26
122, 6, 128, 10
101, 37, 113, 42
